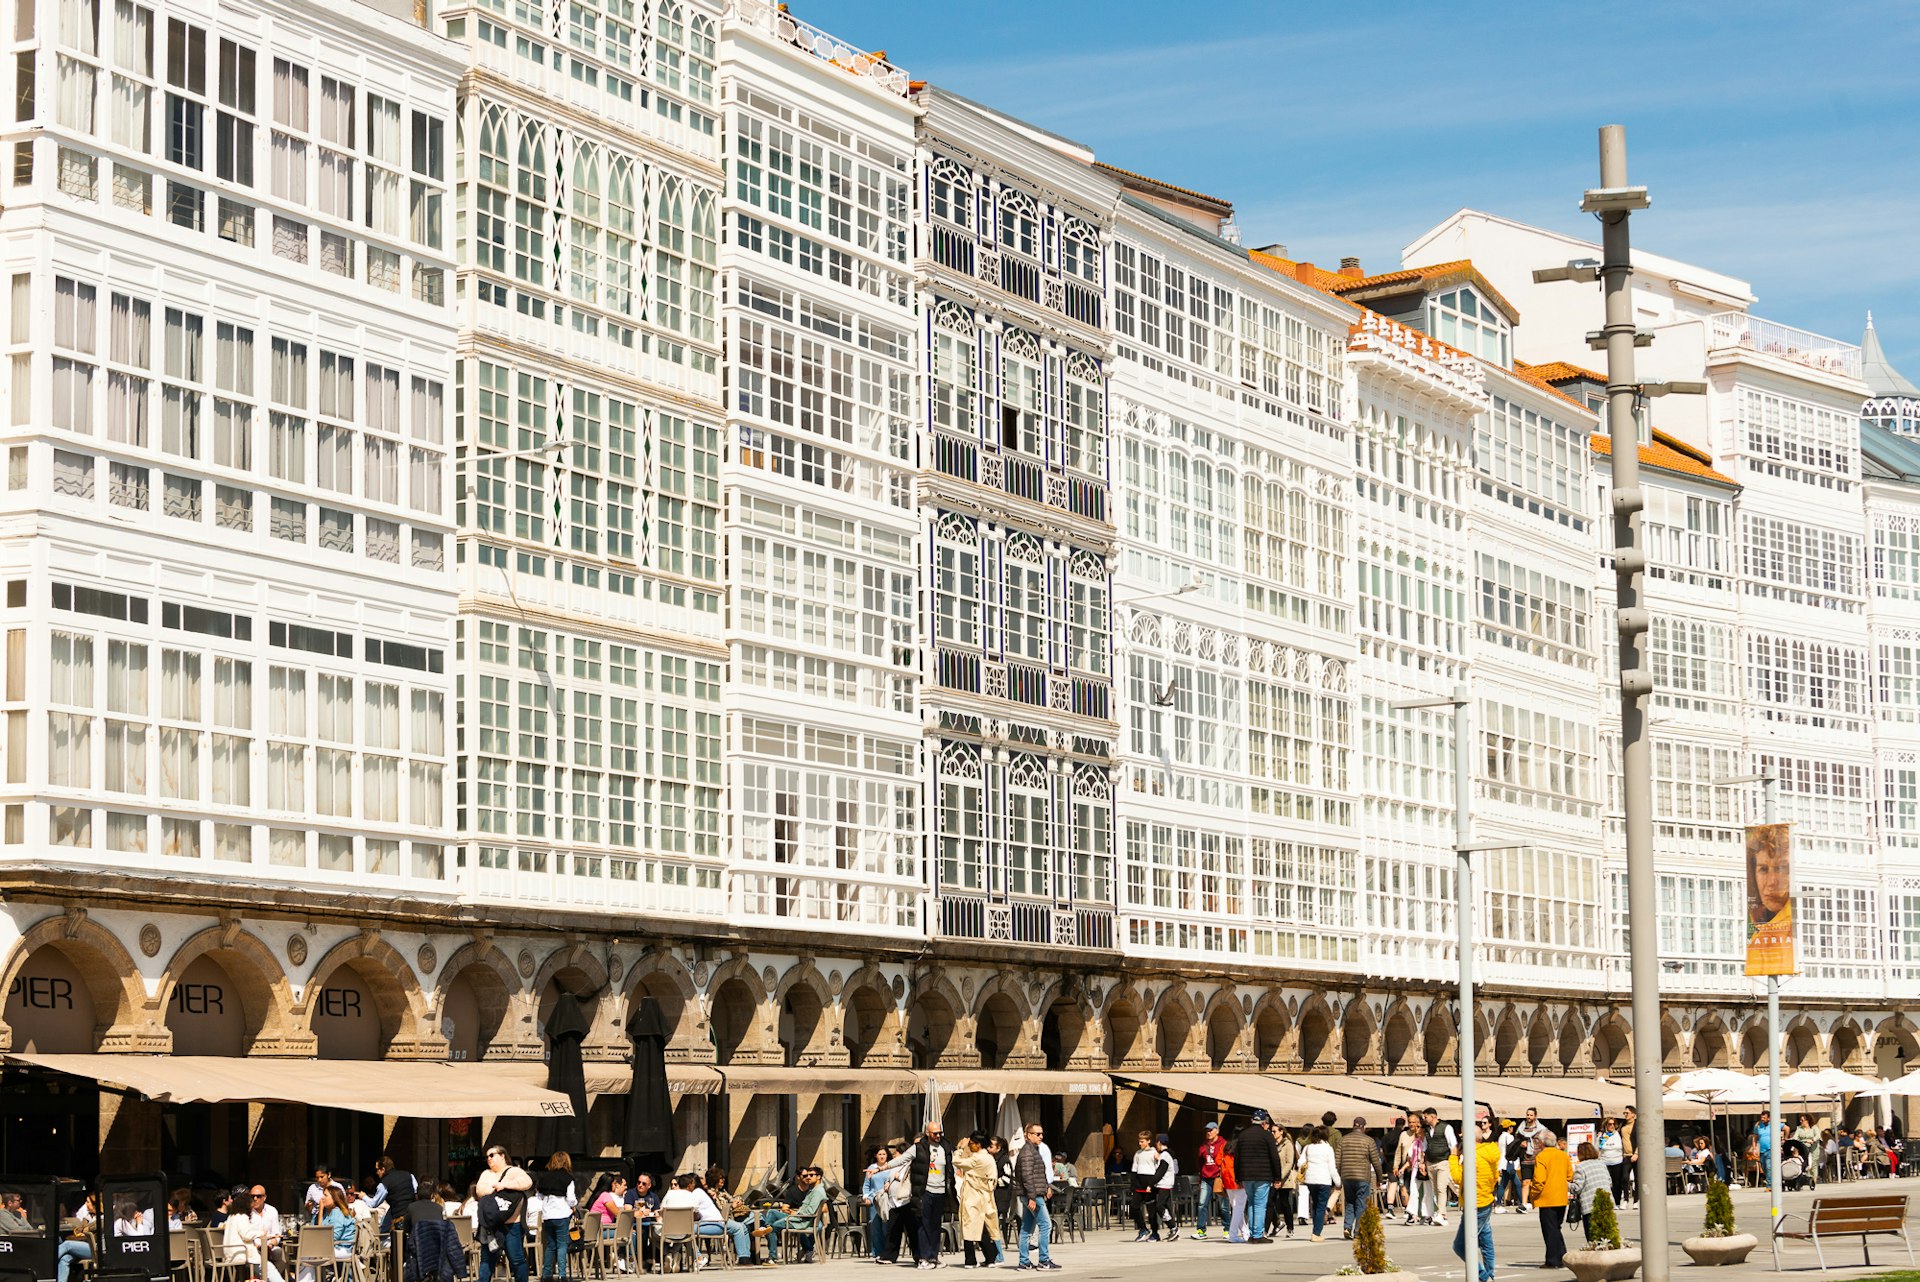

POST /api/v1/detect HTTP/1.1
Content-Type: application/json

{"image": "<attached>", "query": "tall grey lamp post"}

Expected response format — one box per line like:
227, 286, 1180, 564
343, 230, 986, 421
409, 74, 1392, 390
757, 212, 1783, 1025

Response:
1391, 686, 1518, 1282
1534, 125, 1703, 1282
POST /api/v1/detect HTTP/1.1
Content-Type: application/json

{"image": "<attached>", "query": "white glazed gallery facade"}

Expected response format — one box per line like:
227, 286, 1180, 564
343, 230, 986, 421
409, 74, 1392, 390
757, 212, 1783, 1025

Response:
0, 0, 1915, 1182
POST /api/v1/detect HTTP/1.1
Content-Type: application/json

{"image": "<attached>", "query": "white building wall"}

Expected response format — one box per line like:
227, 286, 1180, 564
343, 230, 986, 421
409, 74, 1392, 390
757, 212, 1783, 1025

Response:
716, 6, 924, 939
0, 0, 462, 891
1107, 201, 1359, 979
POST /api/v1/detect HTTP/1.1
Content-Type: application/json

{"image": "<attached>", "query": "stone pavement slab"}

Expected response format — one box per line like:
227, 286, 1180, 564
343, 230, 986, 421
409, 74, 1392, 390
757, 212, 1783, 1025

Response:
776, 1177, 1920, 1282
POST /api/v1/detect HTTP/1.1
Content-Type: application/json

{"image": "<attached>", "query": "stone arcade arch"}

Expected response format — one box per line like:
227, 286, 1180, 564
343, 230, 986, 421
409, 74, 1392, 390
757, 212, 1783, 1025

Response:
975, 991, 1025, 1070
1827, 1019, 1865, 1070
1874, 1016, 1920, 1080
1491, 1008, 1524, 1072
1783, 1018, 1821, 1069
1526, 1007, 1555, 1071
1379, 1002, 1418, 1072
1250, 998, 1289, 1070
160, 925, 301, 1055
627, 960, 702, 1061
1041, 994, 1088, 1071
1296, 997, 1336, 1073
1590, 1013, 1631, 1073
0, 916, 146, 1053
1154, 990, 1197, 1071
709, 974, 766, 1067
435, 941, 522, 1062
1103, 990, 1147, 1071
842, 974, 902, 1069
1557, 1012, 1589, 1072
1660, 1015, 1683, 1071
1691, 1018, 1731, 1069
1423, 1005, 1457, 1073
1340, 999, 1376, 1072
1203, 994, 1242, 1070
776, 968, 835, 1067
299, 933, 429, 1061
1738, 1019, 1769, 1070
907, 983, 960, 1070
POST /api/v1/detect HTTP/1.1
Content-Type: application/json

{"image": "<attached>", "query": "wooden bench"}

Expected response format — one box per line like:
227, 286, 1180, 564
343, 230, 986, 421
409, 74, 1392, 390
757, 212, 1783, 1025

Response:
1772, 1192, 1913, 1270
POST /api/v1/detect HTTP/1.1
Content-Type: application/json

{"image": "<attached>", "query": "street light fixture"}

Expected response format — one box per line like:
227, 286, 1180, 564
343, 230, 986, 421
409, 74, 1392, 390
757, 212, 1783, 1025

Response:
1389, 686, 1522, 1282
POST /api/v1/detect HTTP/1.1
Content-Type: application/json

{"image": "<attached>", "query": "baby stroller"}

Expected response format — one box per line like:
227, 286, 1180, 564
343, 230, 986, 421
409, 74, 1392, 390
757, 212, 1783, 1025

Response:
1781, 1153, 1814, 1192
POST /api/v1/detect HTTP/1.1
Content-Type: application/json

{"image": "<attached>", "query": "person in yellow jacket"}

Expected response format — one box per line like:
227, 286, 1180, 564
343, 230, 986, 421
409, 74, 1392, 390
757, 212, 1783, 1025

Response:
1448, 1115, 1501, 1282
1527, 1131, 1572, 1268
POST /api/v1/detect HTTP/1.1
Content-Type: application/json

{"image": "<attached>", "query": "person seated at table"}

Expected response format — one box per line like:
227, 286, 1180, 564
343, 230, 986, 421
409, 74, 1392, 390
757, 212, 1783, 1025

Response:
659, 1174, 753, 1268
298, 1188, 357, 1282
113, 1193, 155, 1238
587, 1176, 627, 1229
55, 1195, 93, 1282
169, 1190, 200, 1230
1864, 1129, 1893, 1177
1683, 1136, 1720, 1189
753, 1167, 825, 1264
700, 1168, 760, 1264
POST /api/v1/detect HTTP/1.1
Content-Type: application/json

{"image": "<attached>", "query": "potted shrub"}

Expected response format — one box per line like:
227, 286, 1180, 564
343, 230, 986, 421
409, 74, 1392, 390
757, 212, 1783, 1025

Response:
1681, 1178, 1757, 1266
1564, 1189, 1642, 1282
1310, 1202, 1419, 1282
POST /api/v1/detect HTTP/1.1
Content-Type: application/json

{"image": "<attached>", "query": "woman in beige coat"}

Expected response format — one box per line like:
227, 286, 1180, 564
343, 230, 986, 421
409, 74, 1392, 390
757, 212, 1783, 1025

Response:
955, 1132, 1004, 1267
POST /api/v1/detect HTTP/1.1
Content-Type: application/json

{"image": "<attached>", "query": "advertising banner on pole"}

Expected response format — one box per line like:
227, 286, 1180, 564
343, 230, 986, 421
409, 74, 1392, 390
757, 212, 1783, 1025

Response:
1745, 822, 1794, 976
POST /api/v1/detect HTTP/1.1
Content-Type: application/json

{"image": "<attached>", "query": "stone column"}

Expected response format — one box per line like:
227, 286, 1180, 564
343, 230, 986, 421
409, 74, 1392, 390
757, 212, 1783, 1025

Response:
100, 1093, 162, 1170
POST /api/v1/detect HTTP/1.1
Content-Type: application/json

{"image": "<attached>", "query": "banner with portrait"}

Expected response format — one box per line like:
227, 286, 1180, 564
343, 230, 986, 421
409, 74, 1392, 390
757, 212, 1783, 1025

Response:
1745, 822, 1794, 976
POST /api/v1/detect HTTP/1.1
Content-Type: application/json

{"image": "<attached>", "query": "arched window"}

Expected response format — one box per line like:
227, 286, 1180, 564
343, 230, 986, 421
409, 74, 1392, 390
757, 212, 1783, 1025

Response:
930, 304, 976, 440
570, 143, 602, 308
933, 512, 980, 650
1001, 329, 1041, 456
998, 187, 1038, 259
1064, 351, 1102, 475
654, 173, 686, 333
514, 121, 548, 286
1006, 753, 1051, 898
605, 157, 637, 316
474, 106, 510, 275
687, 14, 715, 104
688, 188, 716, 342
938, 740, 983, 891
930, 158, 972, 232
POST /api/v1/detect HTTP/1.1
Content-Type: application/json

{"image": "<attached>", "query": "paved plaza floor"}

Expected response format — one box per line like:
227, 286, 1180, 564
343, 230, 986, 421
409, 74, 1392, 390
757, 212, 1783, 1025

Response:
781, 1177, 1920, 1281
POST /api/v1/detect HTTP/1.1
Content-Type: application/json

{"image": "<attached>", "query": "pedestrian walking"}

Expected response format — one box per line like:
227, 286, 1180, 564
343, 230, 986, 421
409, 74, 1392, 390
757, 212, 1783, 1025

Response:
1420, 1107, 1456, 1226
1194, 1121, 1226, 1240
1013, 1123, 1059, 1271
1272, 1121, 1300, 1237
1229, 1110, 1281, 1244
1150, 1134, 1179, 1241
1336, 1117, 1381, 1239
955, 1132, 1003, 1269
1448, 1114, 1500, 1282
1297, 1125, 1339, 1243
1528, 1131, 1570, 1269
907, 1120, 954, 1270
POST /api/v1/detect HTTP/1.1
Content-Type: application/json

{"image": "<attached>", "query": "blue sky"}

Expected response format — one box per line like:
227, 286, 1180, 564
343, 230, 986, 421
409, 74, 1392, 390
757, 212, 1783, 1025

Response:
802, 0, 1920, 378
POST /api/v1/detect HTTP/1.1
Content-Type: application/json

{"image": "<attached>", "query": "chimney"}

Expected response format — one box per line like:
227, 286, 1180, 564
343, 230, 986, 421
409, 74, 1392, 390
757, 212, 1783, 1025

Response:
1294, 262, 1318, 284
1340, 256, 1364, 277
1253, 243, 1288, 259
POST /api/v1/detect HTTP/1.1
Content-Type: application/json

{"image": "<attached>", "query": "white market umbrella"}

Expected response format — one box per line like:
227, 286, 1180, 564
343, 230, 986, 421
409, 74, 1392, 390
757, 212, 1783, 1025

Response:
997, 1095, 1025, 1150
1665, 1069, 1764, 1157
1779, 1068, 1881, 1099
1859, 1068, 1920, 1098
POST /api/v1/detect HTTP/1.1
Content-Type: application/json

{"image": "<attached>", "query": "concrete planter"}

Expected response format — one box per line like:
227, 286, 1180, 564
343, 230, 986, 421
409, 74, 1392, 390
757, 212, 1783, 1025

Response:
1681, 1233, 1757, 1266
1563, 1246, 1643, 1282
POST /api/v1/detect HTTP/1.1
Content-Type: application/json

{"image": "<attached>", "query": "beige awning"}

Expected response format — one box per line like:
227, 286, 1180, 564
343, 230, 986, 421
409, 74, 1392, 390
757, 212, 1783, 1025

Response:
716, 1065, 919, 1095
1272, 1074, 1455, 1117
1348, 1074, 1617, 1121
1119, 1072, 1395, 1123
925, 1069, 1112, 1096
8, 1054, 576, 1118
479, 1061, 724, 1096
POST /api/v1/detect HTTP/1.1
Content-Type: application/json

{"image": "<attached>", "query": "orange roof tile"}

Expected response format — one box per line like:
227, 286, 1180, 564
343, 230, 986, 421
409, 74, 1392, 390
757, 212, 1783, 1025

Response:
1589, 432, 1735, 486
1515, 359, 1606, 386
1094, 162, 1233, 214
1506, 361, 1589, 410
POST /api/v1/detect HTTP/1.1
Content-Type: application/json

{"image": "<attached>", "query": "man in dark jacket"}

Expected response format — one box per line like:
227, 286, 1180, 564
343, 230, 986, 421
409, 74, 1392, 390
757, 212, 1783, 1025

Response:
907, 1119, 953, 1266
1014, 1123, 1058, 1270
1232, 1110, 1282, 1244
1337, 1118, 1383, 1238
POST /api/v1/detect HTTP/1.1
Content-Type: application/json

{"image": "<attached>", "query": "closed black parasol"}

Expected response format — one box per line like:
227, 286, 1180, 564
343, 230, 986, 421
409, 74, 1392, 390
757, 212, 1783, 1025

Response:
536, 992, 592, 1156
622, 996, 674, 1181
